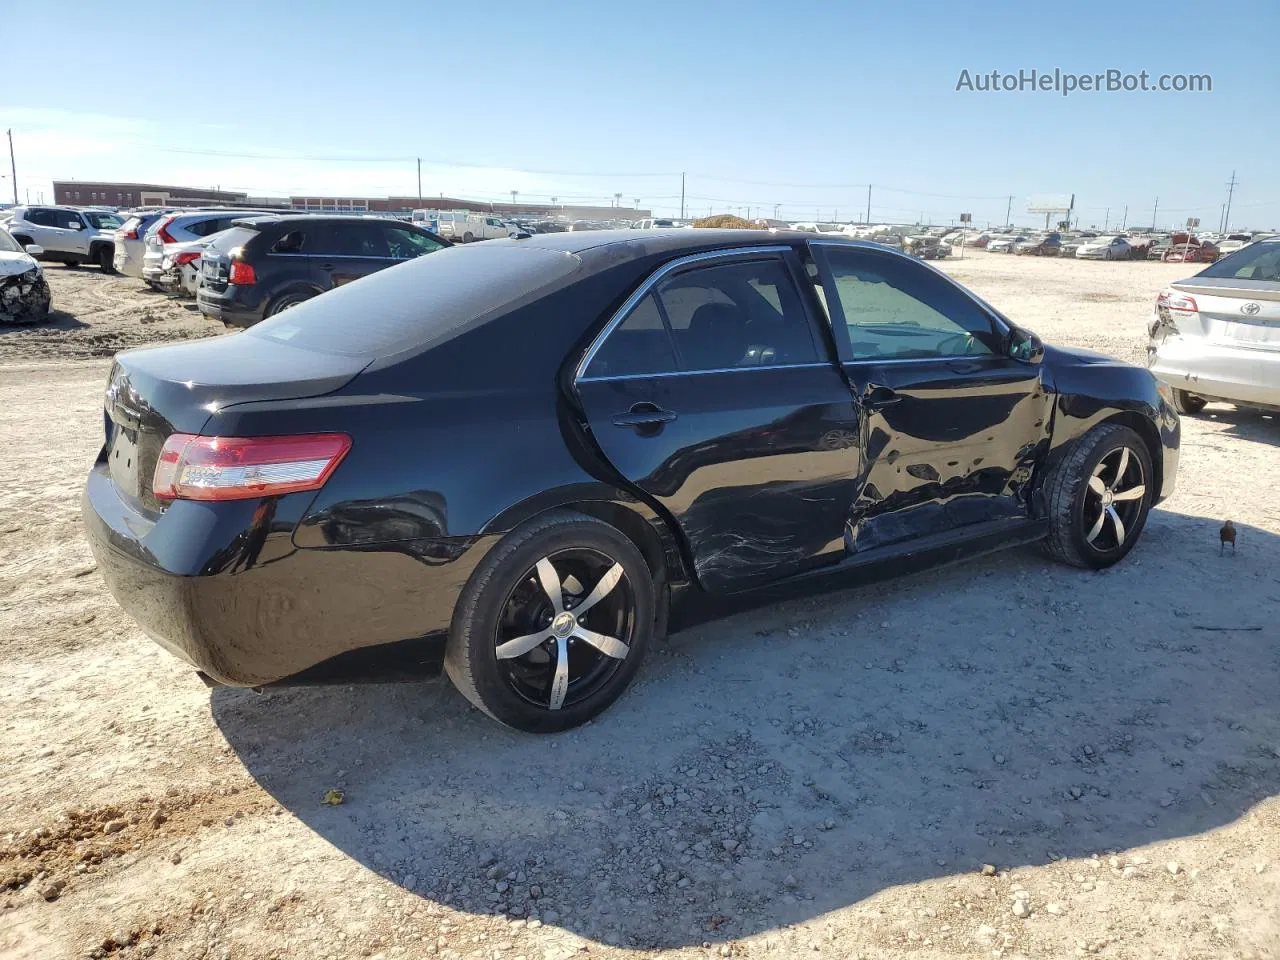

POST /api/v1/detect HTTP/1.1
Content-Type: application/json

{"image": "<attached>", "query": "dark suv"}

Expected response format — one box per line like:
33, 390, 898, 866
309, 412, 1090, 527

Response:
196, 215, 450, 327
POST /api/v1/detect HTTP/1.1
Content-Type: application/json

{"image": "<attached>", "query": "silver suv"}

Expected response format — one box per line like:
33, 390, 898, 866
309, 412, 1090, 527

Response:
5, 206, 124, 272
140, 210, 275, 287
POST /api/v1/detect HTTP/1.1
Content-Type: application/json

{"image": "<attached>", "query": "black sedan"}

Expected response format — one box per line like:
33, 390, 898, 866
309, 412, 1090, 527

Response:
84, 230, 1180, 732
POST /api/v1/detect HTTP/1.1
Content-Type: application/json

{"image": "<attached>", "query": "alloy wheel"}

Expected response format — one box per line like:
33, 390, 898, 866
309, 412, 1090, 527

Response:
1082, 446, 1146, 552
494, 549, 635, 711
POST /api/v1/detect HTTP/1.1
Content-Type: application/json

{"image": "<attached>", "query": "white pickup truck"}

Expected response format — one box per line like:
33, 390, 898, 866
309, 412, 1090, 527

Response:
411, 210, 519, 242
4, 206, 124, 271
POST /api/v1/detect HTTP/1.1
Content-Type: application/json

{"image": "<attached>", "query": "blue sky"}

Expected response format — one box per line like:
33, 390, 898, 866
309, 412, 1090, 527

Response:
5, 1, 1277, 228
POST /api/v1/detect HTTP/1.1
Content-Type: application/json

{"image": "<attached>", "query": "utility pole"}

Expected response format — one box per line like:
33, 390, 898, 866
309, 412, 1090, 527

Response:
865, 184, 872, 224
1219, 203, 1226, 234
634, 197, 640, 211
1121, 205, 1128, 230
511, 189, 518, 207
1151, 197, 1159, 230
1005, 195, 1013, 227
1223, 170, 1238, 232
416, 158, 422, 208
1103, 208, 1109, 231
6, 129, 16, 206
613, 192, 622, 208
680, 172, 686, 220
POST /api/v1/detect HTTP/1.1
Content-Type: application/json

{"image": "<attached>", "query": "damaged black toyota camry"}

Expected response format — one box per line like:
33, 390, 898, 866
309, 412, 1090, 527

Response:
84, 230, 1179, 732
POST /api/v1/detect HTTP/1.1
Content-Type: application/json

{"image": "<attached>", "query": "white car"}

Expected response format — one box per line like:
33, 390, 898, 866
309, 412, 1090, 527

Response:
1215, 233, 1254, 257
0, 228, 52, 325
986, 235, 1024, 253
1076, 236, 1131, 260
155, 232, 229, 298
5, 205, 123, 271
634, 218, 677, 229
112, 210, 175, 278
1148, 237, 1280, 414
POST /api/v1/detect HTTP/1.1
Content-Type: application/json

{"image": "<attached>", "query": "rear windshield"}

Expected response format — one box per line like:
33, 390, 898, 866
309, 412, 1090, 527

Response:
207, 226, 261, 253
246, 243, 584, 358
1198, 241, 1280, 281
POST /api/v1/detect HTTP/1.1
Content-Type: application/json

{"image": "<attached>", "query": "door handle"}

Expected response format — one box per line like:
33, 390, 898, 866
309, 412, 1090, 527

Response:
863, 386, 901, 411
612, 403, 678, 428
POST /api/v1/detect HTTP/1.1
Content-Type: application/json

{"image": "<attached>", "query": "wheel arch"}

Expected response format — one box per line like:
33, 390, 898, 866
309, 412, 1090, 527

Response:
483, 492, 688, 589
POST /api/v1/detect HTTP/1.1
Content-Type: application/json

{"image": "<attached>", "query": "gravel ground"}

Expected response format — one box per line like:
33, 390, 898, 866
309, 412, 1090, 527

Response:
2, 254, 1278, 960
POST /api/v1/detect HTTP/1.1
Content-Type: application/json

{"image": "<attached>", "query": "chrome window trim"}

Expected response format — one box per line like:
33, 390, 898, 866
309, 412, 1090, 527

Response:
573, 245, 795, 382
578, 361, 833, 384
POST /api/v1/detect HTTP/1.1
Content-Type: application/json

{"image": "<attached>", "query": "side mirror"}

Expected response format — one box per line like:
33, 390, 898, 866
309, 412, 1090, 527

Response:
1009, 326, 1044, 364
24, 244, 44, 256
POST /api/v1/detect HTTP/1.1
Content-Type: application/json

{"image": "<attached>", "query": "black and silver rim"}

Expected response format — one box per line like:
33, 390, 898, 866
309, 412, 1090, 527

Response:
1083, 446, 1146, 552
494, 549, 634, 711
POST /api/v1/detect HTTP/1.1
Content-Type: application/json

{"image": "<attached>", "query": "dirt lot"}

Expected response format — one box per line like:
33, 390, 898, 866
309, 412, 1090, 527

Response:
2, 253, 1278, 960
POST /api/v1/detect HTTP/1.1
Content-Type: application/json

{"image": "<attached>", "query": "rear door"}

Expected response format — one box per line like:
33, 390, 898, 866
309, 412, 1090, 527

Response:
574, 247, 863, 593
811, 243, 1051, 552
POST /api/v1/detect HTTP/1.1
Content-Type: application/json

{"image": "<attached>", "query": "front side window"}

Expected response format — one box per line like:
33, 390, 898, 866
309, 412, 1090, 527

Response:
382, 226, 445, 259
818, 247, 998, 361
584, 256, 821, 378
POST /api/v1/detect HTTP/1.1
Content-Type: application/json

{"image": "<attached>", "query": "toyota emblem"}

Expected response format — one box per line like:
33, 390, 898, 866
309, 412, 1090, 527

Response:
1241, 302, 1261, 316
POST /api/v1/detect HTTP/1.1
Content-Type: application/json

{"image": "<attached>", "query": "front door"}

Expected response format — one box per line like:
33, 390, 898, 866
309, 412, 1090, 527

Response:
575, 249, 862, 593
811, 243, 1052, 553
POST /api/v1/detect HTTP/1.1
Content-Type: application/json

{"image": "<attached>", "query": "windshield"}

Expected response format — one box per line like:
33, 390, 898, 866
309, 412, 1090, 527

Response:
1197, 241, 1280, 281
247, 243, 583, 358
0, 230, 22, 254
85, 212, 123, 229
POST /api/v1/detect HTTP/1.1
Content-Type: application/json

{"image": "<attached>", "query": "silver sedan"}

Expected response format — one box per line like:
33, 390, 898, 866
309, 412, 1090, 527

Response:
1148, 237, 1280, 413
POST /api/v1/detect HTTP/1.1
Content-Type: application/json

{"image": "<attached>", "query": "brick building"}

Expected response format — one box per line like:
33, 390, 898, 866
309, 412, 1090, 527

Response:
53, 181, 252, 208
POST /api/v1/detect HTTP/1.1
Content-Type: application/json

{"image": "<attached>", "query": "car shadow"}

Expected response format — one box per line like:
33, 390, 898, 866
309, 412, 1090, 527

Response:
212, 509, 1280, 950
0, 308, 88, 333
1194, 404, 1280, 447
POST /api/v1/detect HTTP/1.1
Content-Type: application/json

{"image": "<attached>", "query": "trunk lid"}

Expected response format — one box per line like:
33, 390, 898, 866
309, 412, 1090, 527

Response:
103, 335, 369, 513
1170, 277, 1280, 351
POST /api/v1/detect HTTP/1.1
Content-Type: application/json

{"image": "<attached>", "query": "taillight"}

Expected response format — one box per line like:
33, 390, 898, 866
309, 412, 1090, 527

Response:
157, 215, 178, 245
153, 433, 351, 502
117, 229, 138, 241
173, 251, 201, 266
1156, 291, 1198, 313
228, 261, 256, 285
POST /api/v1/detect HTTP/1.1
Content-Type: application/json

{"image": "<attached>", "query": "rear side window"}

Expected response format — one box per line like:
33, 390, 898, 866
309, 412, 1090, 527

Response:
1198, 242, 1280, 281
584, 256, 821, 378
187, 217, 235, 237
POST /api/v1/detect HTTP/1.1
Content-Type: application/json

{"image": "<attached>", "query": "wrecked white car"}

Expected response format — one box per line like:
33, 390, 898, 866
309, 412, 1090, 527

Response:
0, 229, 52, 325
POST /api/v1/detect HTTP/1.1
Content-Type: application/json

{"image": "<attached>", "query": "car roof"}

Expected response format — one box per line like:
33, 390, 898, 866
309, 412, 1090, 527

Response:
507, 227, 838, 260
229, 214, 415, 228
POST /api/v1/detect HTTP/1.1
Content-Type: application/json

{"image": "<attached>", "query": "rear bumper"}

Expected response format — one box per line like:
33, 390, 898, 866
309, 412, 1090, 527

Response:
82, 463, 493, 686
196, 292, 265, 327
1149, 336, 1280, 410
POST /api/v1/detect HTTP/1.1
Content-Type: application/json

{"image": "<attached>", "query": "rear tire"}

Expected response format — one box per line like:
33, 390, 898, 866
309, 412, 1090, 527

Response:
1042, 423, 1154, 570
266, 291, 312, 316
1173, 390, 1207, 415
445, 511, 655, 733
463, 231, 474, 243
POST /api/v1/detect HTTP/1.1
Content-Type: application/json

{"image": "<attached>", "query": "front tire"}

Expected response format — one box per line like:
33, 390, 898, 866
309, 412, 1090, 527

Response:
1042, 423, 1154, 569
95, 245, 117, 274
445, 511, 655, 732
1173, 389, 1207, 415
